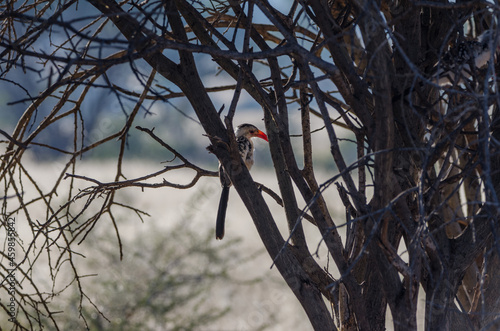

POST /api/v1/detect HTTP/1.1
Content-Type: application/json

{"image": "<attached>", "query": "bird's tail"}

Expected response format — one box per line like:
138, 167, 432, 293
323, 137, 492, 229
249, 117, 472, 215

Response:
215, 185, 230, 240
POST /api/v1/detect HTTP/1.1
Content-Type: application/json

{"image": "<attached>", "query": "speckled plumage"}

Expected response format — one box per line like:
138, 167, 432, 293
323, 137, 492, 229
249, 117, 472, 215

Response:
215, 124, 268, 240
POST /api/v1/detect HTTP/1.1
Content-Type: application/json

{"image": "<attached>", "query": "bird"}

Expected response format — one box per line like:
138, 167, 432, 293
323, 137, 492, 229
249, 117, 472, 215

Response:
432, 30, 500, 87
215, 123, 268, 240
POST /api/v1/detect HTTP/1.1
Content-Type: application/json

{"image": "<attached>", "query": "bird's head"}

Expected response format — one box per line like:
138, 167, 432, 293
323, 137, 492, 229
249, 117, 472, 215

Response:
235, 124, 268, 141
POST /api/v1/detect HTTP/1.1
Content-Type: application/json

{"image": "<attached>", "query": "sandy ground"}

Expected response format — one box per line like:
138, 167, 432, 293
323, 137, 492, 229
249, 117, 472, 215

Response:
3, 160, 322, 330
2, 159, 426, 330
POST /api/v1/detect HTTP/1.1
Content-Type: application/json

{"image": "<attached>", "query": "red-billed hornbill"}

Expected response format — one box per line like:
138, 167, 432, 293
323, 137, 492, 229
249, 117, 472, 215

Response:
216, 124, 268, 240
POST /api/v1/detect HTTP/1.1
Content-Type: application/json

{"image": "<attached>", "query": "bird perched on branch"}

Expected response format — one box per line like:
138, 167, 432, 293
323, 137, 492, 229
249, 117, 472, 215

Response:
216, 123, 268, 240
432, 30, 500, 86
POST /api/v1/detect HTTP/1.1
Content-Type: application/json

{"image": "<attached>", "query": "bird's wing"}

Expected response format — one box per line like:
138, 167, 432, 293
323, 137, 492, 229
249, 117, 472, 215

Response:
237, 136, 253, 169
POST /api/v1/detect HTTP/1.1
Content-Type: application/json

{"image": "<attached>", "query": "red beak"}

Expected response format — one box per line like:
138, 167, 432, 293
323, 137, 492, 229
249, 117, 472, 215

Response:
255, 130, 268, 142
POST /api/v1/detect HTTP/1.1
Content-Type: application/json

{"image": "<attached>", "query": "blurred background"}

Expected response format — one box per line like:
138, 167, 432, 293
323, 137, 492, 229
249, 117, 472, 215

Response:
0, 1, 362, 329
